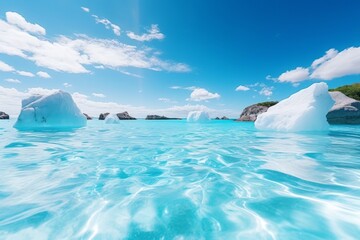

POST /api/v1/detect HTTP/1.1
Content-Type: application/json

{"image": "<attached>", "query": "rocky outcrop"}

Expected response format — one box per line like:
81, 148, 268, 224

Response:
99, 113, 110, 120
327, 91, 360, 124
83, 113, 92, 120
116, 111, 136, 120
236, 104, 270, 121
0, 111, 9, 119
145, 115, 181, 120
215, 116, 230, 120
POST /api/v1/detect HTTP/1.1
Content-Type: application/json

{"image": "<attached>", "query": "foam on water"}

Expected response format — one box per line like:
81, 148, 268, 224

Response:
0, 119, 360, 239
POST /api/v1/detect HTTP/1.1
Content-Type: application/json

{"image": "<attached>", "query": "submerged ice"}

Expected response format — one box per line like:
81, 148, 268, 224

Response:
255, 82, 334, 131
186, 111, 210, 122
14, 91, 87, 129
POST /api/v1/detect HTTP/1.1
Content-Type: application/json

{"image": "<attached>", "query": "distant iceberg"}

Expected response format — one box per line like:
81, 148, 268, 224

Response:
187, 111, 210, 122
14, 91, 86, 130
255, 82, 334, 131
105, 113, 121, 124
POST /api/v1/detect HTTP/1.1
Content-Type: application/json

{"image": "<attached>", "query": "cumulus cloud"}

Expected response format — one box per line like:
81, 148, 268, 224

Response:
92, 93, 106, 98
63, 83, 72, 88
127, 24, 165, 42
36, 71, 51, 78
0, 12, 190, 74
310, 47, 360, 80
6, 12, 45, 35
5, 78, 21, 84
235, 85, 250, 91
0, 60, 14, 72
188, 88, 220, 101
81, 7, 90, 13
278, 67, 309, 83
16, 70, 35, 77
274, 47, 360, 83
92, 15, 121, 36
311, 48, 338, 69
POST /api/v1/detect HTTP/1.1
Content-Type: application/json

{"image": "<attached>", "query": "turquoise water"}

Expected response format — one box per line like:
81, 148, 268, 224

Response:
0, 119, 359, 239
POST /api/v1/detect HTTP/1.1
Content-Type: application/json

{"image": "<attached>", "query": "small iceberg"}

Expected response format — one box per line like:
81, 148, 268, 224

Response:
105, 114, 121, 124
14, 91, 87, 130
255, 82, 334, 131
187, 111, 210, 122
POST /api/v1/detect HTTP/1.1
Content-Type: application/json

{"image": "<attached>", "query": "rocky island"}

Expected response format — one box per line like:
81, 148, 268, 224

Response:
236, 102, 278, 121
0, 111, 9, 119
145, 115, 181, 120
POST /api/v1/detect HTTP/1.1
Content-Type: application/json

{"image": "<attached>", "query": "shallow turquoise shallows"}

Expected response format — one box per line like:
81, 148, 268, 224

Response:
0, 119, 359, 239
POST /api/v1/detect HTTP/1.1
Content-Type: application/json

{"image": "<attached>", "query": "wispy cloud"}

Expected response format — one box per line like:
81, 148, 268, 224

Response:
170, 86, 197, 90
92, 93, 106, 98
0, 60, 14, 72
16, 70, 35, 77
259, 86, 273, 96
6, 11, 45, 35
0, 12, 190, 74
81, 7, 90, 13
92, 15, 120, 36
5, 78, 21, 84
235, 85, 250, 91
188, 88, 220, 101
158, 97, 177, 103
63, 83, 72, 88
36, 71, 51, 78
127, 24, 165, 42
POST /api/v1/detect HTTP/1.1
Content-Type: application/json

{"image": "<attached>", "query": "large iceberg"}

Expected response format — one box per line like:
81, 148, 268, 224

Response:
14, 91, 87, 129
187, 111, 210, 122
255, 82, 335, 131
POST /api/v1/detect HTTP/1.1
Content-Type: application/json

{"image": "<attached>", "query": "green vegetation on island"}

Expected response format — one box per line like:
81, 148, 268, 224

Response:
329, 83, 360, 101
256, 101, 278, 107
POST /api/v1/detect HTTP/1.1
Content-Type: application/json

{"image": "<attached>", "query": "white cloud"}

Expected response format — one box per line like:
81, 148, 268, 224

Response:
127, 24, 165, 42
5, 78, 21, 83
235, 85, 250, 91
0, 60, 14, 72
259, 86, 273, 96
311, 48, 338, 69
36, 71, 51, 78
188, 88, 220, 101
16, 70, 35, 77
310, 47, 360, 80
63, 83, 72, 88
275, 47, 360, 82
92, 15, 120, 36
6, 12, 45, 35
158, 97, 177, 103
278, 67, 309, 83
0, 13, 190, 74
81, 7, 90, 13
92, 93, 106, 98
0, 85, 235, 118
171, 86, 197, 90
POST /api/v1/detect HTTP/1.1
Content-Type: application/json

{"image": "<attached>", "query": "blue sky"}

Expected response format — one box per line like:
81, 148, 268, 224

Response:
1, 0, 360, 117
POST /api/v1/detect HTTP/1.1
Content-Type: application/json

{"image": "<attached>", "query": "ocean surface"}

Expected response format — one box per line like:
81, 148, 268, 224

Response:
0, 119, 359, 240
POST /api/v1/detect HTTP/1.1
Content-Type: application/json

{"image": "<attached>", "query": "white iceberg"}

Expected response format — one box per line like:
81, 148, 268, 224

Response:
187, 111, 210, 122
105, 114, 121, 124
14, 91, 87, 129
255, 82, 334, 131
